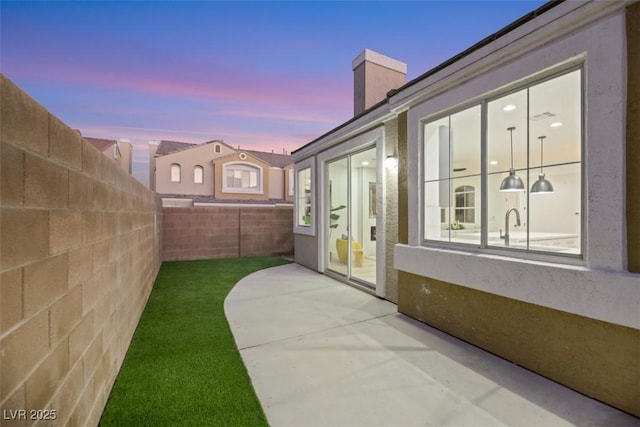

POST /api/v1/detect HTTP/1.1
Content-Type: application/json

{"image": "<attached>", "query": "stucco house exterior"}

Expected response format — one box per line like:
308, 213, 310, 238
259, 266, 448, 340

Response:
149, 139, 293, 206
292, 0, 639, 417
85, 136, 133, 174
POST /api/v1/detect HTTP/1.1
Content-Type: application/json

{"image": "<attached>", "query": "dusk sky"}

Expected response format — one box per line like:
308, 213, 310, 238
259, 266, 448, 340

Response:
1, 1, 546, 185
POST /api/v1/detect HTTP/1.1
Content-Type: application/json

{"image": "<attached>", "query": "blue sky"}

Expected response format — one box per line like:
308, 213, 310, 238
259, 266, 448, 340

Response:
1, 1, 546, 185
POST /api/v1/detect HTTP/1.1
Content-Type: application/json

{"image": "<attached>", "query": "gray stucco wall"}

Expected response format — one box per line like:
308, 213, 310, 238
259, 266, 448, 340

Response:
294, 233, 318, 271
384, 116, 401, 303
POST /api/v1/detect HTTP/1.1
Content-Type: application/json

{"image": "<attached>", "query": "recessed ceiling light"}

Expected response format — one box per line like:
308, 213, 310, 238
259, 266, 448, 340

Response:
490, 160, 499, 165
551, 122, 563, 128
362, 161, 369, 166
503, 105, 516, 112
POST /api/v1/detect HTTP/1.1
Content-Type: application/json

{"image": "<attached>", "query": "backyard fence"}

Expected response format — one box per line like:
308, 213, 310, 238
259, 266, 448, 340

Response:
162, 206, 294, 261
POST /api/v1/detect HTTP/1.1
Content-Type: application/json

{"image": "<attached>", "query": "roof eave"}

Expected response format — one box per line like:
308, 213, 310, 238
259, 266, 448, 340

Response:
292, 0, 566, 159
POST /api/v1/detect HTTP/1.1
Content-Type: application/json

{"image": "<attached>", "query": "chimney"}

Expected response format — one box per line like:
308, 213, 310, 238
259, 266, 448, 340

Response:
352, 49, 407, 116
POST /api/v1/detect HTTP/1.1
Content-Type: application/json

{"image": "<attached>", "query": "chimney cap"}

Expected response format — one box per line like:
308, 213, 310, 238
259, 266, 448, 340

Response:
352, 48, 407, 74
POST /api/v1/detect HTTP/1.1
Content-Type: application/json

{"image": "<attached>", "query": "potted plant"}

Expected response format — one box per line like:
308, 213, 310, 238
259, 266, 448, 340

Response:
330, 204, 363, 265
329, 204, 346, 238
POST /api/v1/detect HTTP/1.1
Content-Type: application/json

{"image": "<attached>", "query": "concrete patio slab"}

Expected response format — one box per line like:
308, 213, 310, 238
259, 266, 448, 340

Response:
225, 263, 638, 427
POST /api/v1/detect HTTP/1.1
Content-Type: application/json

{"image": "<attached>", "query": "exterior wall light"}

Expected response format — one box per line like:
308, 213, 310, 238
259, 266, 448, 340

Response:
384, 155, 398, 169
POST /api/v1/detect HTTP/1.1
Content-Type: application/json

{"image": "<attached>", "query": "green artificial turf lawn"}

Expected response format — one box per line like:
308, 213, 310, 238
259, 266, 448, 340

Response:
100, 256, 291, 426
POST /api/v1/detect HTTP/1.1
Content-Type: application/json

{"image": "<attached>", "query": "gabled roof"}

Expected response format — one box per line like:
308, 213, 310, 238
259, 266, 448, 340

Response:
155, 139, 231, 157
244, 150, 293, 168
213, 151, 269, 166
155, 140, 197, 156
85, 137, 117, 152
155, 138, 293, 168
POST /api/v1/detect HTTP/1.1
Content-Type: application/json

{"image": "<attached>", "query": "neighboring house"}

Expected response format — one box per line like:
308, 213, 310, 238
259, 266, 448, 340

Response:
149, 139, 293, 206
292, 0, 639, 417
85, 136, 133, 173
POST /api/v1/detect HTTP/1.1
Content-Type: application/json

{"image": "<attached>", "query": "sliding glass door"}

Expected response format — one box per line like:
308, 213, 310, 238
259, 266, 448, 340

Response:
326, 147, 377, 288
327, 157, 349, 277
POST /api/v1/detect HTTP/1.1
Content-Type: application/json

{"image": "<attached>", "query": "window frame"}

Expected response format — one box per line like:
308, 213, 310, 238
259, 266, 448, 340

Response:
454, 185, 476, 224
422, 104, 483, 245
288, 168, 295, 197
194, 165, 204, 184
221, 162, 263, 194
419, 66, 584, 261
170, 163, 181, 183
293, 157, 315, 236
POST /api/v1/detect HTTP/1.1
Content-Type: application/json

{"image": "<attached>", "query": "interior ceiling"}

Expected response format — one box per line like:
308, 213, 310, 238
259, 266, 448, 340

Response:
451, 70, 581, 174
351, 147, 377, 169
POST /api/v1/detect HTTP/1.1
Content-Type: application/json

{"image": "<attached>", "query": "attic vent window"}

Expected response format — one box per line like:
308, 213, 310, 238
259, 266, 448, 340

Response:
239, 153, 247, 160
214, 144, 221, 153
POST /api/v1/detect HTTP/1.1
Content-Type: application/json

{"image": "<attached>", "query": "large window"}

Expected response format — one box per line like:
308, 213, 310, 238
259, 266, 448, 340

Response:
296, 167, 311, 227
170, 164, 181, 183
423, 69, 582, 256
223, 163, 262, 193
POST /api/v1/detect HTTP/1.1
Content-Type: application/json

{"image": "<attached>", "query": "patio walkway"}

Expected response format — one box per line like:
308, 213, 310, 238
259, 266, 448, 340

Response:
224, 263, 637, 427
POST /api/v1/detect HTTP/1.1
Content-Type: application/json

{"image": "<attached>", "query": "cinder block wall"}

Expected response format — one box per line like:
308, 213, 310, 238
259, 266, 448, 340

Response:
162, 206, 293, 261
0, 75, 162, 426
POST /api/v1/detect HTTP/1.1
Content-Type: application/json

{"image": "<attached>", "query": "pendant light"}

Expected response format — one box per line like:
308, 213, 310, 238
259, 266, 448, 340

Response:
499, 126, 525, 192
531, 135, 554, 193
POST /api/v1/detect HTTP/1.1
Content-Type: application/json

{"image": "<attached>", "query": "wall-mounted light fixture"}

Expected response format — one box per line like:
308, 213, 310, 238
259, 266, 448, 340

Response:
499, 126, 525, 192
531, 135, 554, 194
384, 155, 398, 170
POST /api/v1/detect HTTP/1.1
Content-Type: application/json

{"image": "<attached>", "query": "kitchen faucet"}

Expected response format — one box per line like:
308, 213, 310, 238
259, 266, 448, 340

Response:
500, 208, 521, 246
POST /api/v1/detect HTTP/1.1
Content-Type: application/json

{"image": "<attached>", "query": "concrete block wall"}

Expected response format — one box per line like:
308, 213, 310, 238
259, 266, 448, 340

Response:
0, 75, 162, 426
162, 206, 293, 261
239, 208, 294, 257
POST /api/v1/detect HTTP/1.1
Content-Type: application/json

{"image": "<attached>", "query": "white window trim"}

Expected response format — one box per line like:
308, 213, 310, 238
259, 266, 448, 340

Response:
170, 163, 181, 183
288, 168, 295, 197
222, 161, 263, 194
417, 68, 584, 262
194, 165, 204, 184
293, 157, 315, 236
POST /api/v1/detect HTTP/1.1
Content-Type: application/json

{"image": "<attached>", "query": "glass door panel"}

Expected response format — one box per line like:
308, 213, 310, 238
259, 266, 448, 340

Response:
350, 148, 377, 285
325, 147, 377, 288
327, 158, 349, 277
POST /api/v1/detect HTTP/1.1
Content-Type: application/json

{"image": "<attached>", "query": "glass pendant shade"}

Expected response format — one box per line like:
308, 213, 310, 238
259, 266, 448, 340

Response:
500, 126, 525, 192
531, 135, 554, 194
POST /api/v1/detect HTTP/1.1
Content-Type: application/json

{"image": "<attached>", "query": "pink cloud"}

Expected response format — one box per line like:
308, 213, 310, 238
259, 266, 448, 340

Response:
8, 59, 351, 111
207, 109, 341, 125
